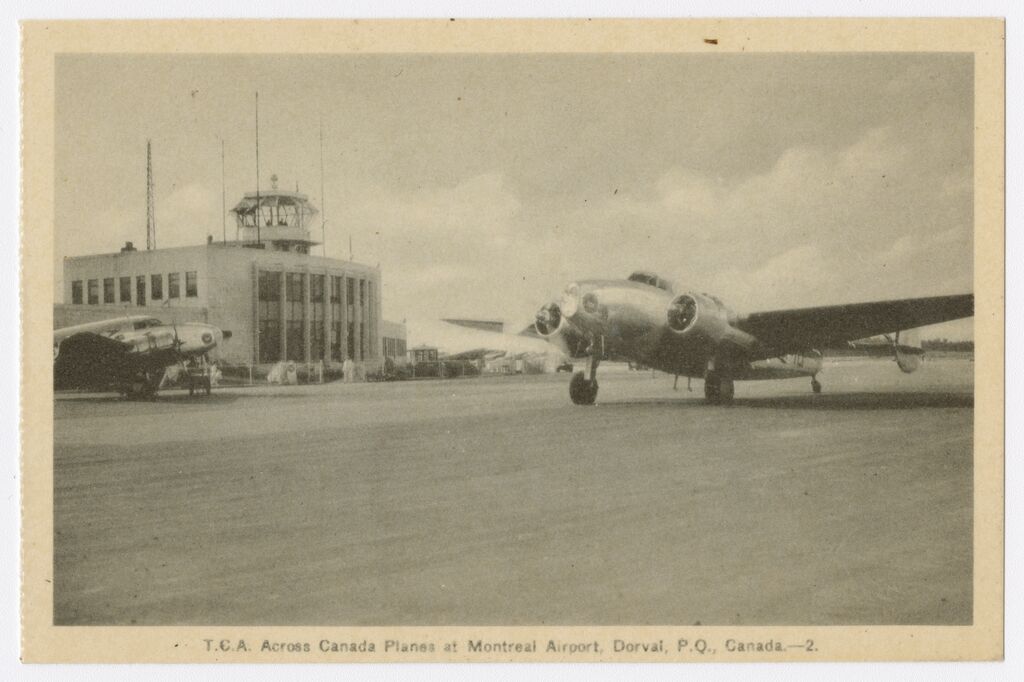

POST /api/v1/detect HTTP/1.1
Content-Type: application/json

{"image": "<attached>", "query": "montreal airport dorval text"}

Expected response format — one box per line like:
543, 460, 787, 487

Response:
56, 182, 407, 370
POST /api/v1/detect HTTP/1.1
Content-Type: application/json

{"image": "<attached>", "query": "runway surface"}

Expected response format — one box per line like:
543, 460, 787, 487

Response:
53, 358, 974, 626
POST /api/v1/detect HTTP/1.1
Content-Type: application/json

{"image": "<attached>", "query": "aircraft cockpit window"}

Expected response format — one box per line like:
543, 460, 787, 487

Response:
628, 271, 673, 292
133, 318, 163, 330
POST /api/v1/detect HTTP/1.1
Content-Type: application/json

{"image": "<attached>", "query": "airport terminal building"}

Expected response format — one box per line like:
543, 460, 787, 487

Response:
56, 183, 406, 372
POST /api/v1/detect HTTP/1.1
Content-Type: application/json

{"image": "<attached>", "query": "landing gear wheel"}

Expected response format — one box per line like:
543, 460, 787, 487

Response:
811, 377, 822, 394
719, 377, 735, 404
569, 371, 598, 405
124, 371, 160, 400
704, 371, 720, 404
203, 377, 212, 396
704, 371, 735, 405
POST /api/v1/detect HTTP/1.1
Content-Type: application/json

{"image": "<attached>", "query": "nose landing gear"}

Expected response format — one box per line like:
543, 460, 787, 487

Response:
569, 371, 598, 405
811, 376, 822, 394
569, 340, 602, 405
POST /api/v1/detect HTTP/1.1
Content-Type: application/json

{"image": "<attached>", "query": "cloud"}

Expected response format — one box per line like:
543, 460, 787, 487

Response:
155, 182, 223, 247
509, 125, 972, 319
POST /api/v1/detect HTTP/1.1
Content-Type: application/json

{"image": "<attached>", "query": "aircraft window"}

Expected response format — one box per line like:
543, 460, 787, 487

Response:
627, 271, 671, 291
133, 318, 162, 330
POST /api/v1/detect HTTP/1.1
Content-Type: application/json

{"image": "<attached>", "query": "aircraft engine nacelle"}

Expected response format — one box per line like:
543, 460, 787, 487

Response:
666, 292, 736, 342
535, 301, 590, 358
894, 328, 923, 374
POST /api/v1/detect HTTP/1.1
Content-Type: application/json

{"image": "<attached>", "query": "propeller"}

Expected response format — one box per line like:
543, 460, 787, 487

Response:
162, 298, 183, 351
667, 295, 698, 333
535, 302, 563, 336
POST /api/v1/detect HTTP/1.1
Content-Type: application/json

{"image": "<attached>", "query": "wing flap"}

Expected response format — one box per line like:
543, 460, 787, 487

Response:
737, 293, 973, 354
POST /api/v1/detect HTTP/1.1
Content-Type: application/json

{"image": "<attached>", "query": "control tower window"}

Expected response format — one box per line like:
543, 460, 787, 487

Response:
151, 274, 163, 301
136, 276, 146, 306
87, 279, 99, 305
71, 281, 83, 305
168, 273, 180, 299
119, 277, 131, 303
103, 278, 115, 304
186, 271, 198, 297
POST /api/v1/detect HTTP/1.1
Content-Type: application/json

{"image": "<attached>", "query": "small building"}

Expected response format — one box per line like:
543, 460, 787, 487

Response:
57, 178, 390, 374
381, 320, 408, 364
408, 345, 439, 364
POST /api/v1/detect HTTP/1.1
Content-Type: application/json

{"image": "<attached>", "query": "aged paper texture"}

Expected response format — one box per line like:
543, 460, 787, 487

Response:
22, 19, 1003, 662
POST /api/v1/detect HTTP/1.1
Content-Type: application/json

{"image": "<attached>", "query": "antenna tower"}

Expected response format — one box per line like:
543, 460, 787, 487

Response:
146, 140, 156, 250
221, 137, 227, 243
319, 116, 326, 256
255, 92, 262, 247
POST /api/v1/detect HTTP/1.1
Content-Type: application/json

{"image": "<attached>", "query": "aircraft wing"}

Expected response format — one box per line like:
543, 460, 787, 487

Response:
737, 293, 973, 355
54, 332, 133, 390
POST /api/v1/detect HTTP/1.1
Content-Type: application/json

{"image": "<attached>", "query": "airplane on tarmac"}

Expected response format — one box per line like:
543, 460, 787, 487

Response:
533, 271, 974, 405
53, 315, 228, 398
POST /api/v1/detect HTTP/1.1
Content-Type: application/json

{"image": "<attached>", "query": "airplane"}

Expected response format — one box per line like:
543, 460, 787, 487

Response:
54, 315, 228, 398
533, 271, 973, 405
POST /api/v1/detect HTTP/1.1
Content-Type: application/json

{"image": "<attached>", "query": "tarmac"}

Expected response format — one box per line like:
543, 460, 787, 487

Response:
53, 358, 974, 625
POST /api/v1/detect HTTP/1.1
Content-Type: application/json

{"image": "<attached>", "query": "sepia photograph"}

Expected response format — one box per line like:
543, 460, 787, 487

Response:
20, 18, 1004, 663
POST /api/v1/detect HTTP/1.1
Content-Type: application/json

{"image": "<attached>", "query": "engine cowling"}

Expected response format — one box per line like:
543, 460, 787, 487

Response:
666, 292, 735, 341
894, 328, 923, 373
534, 301, 590, 358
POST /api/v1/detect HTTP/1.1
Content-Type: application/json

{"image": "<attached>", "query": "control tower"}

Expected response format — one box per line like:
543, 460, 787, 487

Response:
230, 174, 320, 254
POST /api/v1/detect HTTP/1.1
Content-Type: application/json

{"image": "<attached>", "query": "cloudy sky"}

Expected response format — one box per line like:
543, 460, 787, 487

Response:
55, 53, 973, 339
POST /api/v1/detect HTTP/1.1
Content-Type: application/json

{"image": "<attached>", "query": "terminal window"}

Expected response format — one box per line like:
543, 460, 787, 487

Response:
103, 278, 115, 304
168, 272, 180, 298
71, 281, 83, 304
87, 279, 99, 305
330, 276, 343, 362
310, 274, 325, 361
136, 276, 146, 306
285, 272, 305, 362
257, 271, 281, 363
186, 271, 198, 297
119, 276, 131, 303
151, 274, 163, 300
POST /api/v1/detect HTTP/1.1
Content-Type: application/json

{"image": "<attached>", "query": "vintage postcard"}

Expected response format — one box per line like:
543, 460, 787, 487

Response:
21, 19, 1003, 662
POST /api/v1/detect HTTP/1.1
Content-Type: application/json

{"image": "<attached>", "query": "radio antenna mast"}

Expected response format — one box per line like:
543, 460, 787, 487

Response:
255, 91, 262, 247
146, 140, 156, 250
220, 137, 227, 243
319, 115, 326, 256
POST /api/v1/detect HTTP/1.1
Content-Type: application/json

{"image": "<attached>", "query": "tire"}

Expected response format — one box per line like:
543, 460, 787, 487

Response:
719, 377, 735, 405
704, 371, 720, 404
569, 371, 598, 405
